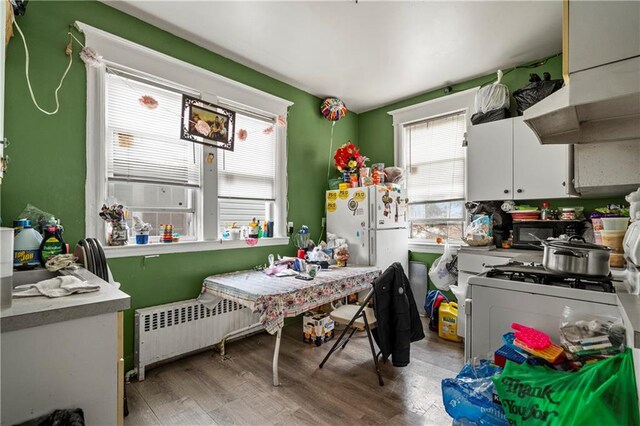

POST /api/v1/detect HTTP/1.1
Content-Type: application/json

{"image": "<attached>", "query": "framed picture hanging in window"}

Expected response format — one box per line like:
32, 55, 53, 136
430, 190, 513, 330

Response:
181, 95, 236, 151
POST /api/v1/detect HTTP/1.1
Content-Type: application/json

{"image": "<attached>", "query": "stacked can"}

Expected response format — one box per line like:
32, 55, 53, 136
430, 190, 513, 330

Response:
160, 224, 173, 243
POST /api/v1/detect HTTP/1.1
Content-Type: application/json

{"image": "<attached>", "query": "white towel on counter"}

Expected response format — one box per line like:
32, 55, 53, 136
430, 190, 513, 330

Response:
13, 275, 100, 298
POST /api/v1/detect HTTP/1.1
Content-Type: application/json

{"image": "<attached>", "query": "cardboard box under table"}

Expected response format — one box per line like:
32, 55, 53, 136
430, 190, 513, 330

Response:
303, 311, 335, 346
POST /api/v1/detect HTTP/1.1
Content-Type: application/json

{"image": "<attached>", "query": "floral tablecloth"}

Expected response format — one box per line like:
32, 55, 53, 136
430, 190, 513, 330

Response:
198, 266, 380, 334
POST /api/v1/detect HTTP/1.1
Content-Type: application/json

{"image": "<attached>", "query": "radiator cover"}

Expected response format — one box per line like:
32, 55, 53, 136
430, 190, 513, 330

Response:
134, 298, 259, 380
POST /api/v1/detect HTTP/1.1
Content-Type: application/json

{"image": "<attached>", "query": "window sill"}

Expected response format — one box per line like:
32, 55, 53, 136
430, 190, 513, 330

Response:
408, 239, 462, 254
102, 237, 290, 259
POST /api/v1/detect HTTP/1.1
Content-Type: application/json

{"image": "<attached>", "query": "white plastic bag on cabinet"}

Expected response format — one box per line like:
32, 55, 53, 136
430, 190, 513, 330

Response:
474, 70, 510, 114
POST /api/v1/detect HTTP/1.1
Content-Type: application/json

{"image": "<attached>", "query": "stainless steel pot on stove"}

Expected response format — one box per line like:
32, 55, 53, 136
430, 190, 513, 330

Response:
541, 236, 612, 277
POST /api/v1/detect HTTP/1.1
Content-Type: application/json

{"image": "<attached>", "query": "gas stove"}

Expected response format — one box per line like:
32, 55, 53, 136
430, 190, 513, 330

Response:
485, 262, 616, 293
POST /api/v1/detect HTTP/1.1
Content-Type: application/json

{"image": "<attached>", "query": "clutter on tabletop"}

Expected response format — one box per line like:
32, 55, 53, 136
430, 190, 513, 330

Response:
294, 225, 311, 258
132, 216, 152, 245
99, 203, 129, 246
465, 201, 510, 247
334, 245, 349, 267
463, 215, 493, 246
13, 212, 68, 270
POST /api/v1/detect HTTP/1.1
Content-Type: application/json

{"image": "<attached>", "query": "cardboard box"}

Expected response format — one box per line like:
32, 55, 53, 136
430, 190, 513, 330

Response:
303, 311, 335, 346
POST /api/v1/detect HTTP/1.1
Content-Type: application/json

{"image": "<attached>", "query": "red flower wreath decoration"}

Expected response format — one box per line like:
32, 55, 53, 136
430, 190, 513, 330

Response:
333, 142, 368, 173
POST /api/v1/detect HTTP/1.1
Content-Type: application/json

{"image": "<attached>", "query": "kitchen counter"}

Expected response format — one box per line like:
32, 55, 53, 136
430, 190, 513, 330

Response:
2, 267, 128, 425
1, 267, 130, 332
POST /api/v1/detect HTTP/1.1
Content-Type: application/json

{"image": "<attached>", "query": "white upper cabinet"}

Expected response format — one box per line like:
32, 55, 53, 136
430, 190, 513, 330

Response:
512, 118, 572, 199
467, 118, 574, 202
569, 0, 640, 74
466, 119, 513, 201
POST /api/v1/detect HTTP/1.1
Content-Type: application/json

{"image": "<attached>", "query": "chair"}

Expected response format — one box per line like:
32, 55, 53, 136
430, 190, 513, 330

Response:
318, 288, 384, 386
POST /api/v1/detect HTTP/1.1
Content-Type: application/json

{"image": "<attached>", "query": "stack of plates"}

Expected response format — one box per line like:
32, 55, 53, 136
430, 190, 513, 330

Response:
74, 238, 109, 282
509, 210, 540, 220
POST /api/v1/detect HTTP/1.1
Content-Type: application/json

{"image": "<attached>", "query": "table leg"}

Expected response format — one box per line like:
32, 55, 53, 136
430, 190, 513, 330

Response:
272, 328, 282, 386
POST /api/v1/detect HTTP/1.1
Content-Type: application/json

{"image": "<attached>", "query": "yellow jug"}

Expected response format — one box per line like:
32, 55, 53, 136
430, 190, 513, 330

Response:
438, 302, 462, 342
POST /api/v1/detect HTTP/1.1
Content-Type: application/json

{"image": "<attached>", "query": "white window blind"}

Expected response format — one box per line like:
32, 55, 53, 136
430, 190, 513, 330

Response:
217, 112, 276, 228
105, 70, 201, 188
217, 113, 276, 200
405, 111, 466, 203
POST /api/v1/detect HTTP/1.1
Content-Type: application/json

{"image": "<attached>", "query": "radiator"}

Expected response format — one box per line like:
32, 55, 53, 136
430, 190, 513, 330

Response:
134, 298, 260, 380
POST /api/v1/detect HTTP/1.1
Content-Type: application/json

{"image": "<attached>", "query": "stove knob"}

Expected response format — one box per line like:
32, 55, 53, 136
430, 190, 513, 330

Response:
517, 189, 523, 193
504, 189, 509, 194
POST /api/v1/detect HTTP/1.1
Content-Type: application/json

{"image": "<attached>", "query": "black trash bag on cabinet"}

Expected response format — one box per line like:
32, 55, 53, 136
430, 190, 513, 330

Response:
470, 108, 511, 125
513, 72, 564, 115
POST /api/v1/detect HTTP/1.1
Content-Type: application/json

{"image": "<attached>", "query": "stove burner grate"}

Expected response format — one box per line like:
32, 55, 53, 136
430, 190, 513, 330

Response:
485, 262, 615, 293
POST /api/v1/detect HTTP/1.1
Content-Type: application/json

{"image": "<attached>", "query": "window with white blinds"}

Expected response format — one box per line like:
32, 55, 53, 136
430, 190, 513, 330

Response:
105, 70, 201, 187
105, 70, 201, 239
217, 112, 276, 227
405, 111, 466, 202
404, 111, 467, 242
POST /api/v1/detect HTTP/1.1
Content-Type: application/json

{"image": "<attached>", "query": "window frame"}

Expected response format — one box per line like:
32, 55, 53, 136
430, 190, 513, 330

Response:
79, 21, 292, 257
388, 88, 478, 250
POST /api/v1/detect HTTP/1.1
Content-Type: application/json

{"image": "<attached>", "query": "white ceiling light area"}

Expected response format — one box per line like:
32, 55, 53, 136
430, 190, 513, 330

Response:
104, 1, 562, 113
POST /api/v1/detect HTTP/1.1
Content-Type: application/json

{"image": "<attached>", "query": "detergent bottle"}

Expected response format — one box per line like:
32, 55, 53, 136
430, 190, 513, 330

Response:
438, 302, 463, 342
13, 221, 43, 270
38, 225, 67, 266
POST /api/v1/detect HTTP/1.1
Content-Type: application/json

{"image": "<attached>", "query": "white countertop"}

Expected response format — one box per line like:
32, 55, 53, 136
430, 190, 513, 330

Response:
1, 268, 130, 332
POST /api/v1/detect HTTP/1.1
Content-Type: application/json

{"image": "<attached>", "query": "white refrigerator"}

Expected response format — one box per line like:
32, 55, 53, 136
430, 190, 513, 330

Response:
326, 186, 409, 272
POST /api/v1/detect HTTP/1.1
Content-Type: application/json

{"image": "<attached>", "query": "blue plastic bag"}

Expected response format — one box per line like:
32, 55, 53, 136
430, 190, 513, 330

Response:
442, 360, 509, 426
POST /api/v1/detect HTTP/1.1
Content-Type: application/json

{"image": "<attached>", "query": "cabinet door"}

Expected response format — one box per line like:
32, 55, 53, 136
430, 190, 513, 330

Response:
466, 119, 513, 201
569, 1, 640, 74
513, 117, 570, 200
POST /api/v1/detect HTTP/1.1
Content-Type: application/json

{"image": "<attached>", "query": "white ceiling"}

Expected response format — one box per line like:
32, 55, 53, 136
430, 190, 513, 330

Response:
104, 1, 562, 113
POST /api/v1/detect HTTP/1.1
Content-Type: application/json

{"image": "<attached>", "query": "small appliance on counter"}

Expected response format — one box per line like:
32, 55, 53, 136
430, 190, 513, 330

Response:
511, 220, 583, 249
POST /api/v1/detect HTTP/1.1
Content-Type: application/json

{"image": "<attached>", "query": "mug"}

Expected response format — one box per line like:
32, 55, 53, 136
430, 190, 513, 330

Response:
306, 264, 319, 278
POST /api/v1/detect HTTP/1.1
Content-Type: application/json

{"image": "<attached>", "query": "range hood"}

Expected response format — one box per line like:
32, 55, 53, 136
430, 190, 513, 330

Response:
523, 56, 640, 145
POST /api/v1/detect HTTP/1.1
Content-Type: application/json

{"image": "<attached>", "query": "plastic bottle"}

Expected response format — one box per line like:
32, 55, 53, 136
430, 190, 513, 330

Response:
540, 202, 551, 220
38, 225, 67, 266
14, 222, 43, 269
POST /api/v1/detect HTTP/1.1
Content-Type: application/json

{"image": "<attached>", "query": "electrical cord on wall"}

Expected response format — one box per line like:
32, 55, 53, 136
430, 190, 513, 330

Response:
12, 16, 75, 115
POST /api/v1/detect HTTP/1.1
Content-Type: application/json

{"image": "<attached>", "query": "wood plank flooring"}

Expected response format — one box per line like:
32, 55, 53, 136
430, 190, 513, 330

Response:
126, 317, 464, 425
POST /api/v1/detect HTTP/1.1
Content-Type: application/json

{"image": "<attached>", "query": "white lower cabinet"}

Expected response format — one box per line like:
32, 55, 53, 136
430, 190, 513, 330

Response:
467, 117, 574, 201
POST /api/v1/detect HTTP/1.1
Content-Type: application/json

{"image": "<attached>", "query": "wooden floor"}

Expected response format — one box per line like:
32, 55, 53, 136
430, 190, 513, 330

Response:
126, 317, 464, 425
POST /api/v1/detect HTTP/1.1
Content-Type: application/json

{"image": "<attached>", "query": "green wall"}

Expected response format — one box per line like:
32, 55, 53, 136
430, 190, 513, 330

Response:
1, 1, 358, 370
